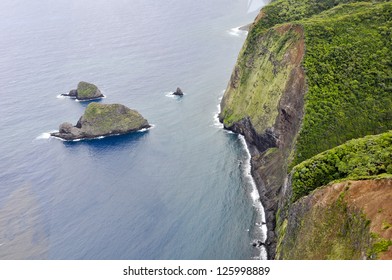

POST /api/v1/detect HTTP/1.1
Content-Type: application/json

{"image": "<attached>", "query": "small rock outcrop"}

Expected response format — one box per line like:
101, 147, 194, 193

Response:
61, 81, 104, 101
172, 87, 184, 96
252, 240, 265, 248
51, 103, 150, 140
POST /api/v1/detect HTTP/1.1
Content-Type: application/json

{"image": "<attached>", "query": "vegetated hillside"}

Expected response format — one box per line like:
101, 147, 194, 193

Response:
220, 0, 392, 259
220, 24, 303, 134
293, 1, 392, 164
277, 178, 392, 259
276, 132, 392, 259
291, 131, 392, 203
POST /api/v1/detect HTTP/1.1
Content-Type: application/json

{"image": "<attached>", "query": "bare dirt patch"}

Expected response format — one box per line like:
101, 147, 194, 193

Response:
310, 179, 392, 259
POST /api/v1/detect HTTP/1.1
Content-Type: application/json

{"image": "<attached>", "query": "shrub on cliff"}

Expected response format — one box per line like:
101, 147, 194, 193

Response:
291, 131, 392, 202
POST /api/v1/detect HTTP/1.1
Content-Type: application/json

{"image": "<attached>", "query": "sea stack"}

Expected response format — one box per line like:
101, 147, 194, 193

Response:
61, 81, 104, 101
172, 87, 184, 96
51, 103, 150, 140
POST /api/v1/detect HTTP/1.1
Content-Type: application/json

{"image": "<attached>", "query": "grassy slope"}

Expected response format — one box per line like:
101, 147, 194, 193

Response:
221, 25, 302, 133
254, 0, 367, 31
77, 81, 99, 99
291, 131, 392, 202
278, 190, 372, 259
81, 103, 148, 135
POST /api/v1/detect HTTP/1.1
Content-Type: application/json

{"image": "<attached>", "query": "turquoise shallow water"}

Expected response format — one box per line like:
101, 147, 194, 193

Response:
0, 0, 267, 259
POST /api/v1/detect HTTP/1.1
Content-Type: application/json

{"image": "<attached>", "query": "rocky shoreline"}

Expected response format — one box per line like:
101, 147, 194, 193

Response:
221, 126, 280, 259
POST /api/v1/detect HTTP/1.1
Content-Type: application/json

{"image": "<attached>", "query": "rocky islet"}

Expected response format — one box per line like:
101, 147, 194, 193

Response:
172, 87, 184, 96
61, 81, 104, 101
51, 103, 150, 140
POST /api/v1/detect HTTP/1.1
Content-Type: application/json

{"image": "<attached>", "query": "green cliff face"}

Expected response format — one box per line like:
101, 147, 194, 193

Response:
220, 24, 303, 133
220, 0, 392, 259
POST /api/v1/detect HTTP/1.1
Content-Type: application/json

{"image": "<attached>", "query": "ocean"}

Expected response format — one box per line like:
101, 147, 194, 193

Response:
0, 0, 268, 259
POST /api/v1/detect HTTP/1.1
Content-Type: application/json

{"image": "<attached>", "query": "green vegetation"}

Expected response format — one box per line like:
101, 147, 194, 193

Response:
221, 24, 302, 133
77, 81, 100, 99
382, 221, 392, 230
368, 233, 392, 259
221, 0, 392, 259
253, 0, 366, 31
279, 191, 373, 259
275, 217, 288, 259
222, 1, 392, 156
80, 103, 149, 135
291, 131, 392, 202
244, 0, 369, 63
293, 1, 392, 164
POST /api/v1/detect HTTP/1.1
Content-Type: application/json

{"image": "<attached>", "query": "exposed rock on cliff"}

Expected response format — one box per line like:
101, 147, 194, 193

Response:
51, 103, 150, 140
277, 178, 392, 259
61, 81, 104, 101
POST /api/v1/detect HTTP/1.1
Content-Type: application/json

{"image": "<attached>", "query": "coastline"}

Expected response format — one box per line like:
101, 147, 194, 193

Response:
237, 136, 277, 259
216, 96, 269, 259
239, 23, 251, 31
247, 143, 278, 259
216, 102, 269, 259
238, 135, 268, 260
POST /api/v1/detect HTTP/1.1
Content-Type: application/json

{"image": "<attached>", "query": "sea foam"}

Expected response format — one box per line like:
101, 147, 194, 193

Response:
74, 94, 106, 102
57, 93, 106, 101
212, 91, 225, 128
212, 102, 224, 129
227, 26, 248, 37
56, 94, 68, 99
138, 124, 155, 133
165, 91, 185, 98
47, 125, 153, 142
35, 132, 52, 140
239, 134, 268, 260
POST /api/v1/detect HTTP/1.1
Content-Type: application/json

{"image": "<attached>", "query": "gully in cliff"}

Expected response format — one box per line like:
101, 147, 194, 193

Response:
51, 103, 150, 141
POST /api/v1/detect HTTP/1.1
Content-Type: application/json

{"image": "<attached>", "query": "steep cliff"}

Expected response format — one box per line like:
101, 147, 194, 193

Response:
220, 0, 392, 259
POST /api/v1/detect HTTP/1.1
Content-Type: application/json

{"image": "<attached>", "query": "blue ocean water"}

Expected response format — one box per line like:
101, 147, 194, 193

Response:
0, 0, 267, 259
